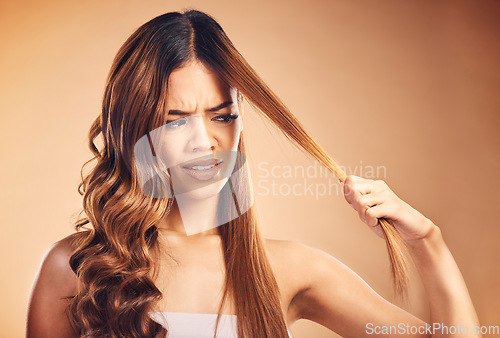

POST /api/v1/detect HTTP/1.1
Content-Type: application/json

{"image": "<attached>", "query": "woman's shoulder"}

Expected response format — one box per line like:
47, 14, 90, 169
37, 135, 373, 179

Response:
263, 237, 353, 290
27, 233, 81, 336
263, 237, 331, 265
34, 233, 80, 293
42, 233, 79, 266
262, 238, 355, 321
263, 238, 337, 282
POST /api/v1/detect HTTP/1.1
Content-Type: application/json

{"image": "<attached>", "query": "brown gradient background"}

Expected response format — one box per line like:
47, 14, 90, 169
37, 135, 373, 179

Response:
1, 0, 499, 337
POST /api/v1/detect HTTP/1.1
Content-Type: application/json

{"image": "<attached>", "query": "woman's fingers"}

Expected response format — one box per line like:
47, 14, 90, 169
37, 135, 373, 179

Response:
342, 180, 375, 204
351, 194, 384, 225
343, 180, 383, 205
342, 174, 434, 243
359, 203, 387, 237
364, 203, 390, 227
342, 175, 396, 236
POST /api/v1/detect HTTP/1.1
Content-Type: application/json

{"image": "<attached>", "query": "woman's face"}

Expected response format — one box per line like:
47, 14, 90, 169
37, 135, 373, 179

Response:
149, 59, 242, 200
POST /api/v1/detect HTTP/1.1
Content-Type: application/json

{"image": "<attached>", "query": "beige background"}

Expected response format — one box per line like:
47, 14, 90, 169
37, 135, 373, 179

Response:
1, 0, 499, 337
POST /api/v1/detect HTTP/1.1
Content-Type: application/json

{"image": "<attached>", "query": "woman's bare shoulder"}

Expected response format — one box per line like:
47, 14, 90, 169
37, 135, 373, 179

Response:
262, 238, 349, 320
262, 238, 338, 291
27, 233, 81, 337
42, 234, 79, 274
46, 232, 79, 256
32, 233, 80, 296
263, 237, 375, 299
263, 237, 332, 267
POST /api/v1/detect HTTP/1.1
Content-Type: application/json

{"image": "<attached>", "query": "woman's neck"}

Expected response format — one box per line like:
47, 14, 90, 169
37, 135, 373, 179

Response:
156, 194, 221, 238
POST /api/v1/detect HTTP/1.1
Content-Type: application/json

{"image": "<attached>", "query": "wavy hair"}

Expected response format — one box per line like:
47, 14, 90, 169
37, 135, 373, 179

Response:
67, 8, 409, 338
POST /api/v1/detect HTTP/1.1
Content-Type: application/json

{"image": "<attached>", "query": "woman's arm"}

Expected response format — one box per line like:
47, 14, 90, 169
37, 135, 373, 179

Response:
288, 240, 430, 337
287, 174, 480, 337
405, 223, 481, 337
26, 235, 78, 338
341, 174, 480, 337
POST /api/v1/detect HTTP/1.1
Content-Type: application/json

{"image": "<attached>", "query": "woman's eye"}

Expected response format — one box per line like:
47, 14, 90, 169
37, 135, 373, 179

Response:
165, 118, 187, 129
213, 114, 239, 123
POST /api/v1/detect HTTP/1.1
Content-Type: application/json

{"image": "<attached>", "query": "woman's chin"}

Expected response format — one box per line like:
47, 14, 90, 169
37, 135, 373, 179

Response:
176, 177, 229, 200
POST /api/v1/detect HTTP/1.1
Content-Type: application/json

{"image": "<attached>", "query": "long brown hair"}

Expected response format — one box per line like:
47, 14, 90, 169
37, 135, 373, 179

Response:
67, 9, 408, 337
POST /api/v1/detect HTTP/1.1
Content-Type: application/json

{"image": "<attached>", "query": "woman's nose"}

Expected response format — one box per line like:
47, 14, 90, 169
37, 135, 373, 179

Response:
188, 114, 214, 152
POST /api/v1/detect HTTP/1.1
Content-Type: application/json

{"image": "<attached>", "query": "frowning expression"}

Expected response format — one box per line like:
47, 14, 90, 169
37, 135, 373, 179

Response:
149, 59, 243, 200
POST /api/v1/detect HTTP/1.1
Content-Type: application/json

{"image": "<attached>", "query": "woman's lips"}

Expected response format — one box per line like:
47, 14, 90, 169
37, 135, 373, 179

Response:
181, 159, 223, 181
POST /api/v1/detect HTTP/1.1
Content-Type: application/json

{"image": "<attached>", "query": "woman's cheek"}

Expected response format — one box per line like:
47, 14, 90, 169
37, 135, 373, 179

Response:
157, 141, 184, 168
216, 125, 240, 151
230, 122, 242, 150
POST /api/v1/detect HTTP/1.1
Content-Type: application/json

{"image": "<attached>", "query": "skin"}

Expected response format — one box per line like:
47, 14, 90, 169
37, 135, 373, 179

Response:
26, 60, 481, 337
151, 59, 243, 236
152, 59, 242, 201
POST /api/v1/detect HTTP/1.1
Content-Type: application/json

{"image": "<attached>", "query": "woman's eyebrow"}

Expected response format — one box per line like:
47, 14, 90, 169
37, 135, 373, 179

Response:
207, 101, 234, 112
168, 101, 233, 115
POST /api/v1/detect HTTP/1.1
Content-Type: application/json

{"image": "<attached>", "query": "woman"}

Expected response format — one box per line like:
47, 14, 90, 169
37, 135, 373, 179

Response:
26, 9, 480, 338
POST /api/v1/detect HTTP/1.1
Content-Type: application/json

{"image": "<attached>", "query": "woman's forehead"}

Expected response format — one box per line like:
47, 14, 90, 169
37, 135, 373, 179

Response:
167, 61, 228, 92
166, 62, 236, 109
